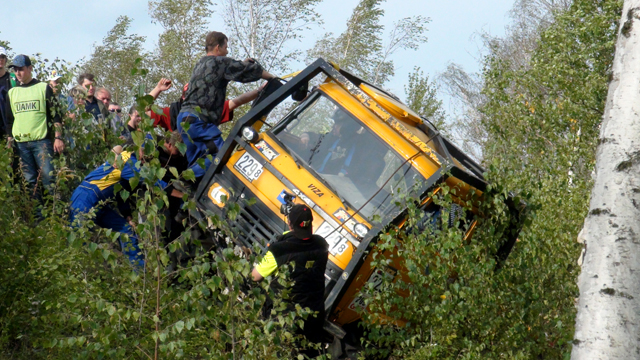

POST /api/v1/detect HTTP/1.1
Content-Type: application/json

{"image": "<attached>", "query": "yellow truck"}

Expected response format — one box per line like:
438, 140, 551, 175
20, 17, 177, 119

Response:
191, 58, 522, 358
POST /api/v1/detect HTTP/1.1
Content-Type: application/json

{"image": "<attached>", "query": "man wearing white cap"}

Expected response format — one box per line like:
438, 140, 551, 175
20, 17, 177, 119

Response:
46, 70, 63, 95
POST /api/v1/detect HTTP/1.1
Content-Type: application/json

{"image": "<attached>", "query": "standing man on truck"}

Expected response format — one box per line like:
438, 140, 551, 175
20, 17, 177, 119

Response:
252, 204, 329, 356
177, 31, 275, 181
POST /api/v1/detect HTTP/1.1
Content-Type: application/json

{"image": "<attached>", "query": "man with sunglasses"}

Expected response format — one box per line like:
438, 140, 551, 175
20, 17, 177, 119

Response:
108, 101, 124, 134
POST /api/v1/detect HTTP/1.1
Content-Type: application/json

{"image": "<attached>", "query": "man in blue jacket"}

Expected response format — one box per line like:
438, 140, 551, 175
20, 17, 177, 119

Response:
70, 149, 168, 268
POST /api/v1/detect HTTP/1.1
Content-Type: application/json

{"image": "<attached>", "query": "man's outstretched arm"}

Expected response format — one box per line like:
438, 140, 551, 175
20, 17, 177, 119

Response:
228, 88, 261, 111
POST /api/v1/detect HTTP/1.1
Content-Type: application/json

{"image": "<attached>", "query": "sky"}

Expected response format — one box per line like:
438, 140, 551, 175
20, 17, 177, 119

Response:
1, 0, 515, 113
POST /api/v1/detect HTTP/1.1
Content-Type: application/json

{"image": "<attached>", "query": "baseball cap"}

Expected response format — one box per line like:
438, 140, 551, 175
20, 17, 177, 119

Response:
46, 70, 62, 81
8, 54, 32, 69
288, 204, 314, 239
0, 47, 7, 57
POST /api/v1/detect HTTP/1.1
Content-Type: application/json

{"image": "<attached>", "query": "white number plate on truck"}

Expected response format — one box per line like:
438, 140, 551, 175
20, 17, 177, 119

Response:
315, 222, 349, 256
234, 152, 264, 182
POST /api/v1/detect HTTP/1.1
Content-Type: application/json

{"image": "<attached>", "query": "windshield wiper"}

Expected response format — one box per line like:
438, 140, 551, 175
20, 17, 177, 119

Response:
307, 133, 325, 166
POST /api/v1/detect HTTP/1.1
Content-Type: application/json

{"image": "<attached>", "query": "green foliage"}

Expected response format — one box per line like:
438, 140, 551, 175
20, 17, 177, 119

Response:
404, 66, 447, 130
345, 1, 623, 358
2, 1, 619, 358
307, 0, 428, 86
0, 77, 322, 358
352, 182, 531, 359
149, 0, 213, 103
223, 0, 323, 75
0, 35, 13, 57
84, 16, 149, 105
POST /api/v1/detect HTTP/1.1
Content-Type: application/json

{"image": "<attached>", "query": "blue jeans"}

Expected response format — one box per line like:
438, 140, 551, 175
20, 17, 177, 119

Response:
16, 139, 55, 200
177, 112, 224, 179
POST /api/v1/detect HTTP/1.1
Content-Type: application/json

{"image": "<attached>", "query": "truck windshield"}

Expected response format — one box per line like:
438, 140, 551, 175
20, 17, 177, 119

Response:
273, 94, 425, 221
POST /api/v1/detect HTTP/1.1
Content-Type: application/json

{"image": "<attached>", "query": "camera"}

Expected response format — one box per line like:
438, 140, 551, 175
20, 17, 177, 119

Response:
279, 192, 296, 216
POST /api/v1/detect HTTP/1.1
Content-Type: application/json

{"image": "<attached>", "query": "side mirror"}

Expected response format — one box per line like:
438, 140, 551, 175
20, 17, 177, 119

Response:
291, 81, 309, 102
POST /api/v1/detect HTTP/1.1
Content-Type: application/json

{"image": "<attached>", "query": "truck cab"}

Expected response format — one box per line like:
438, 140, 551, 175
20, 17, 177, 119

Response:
192, 58, 521, 357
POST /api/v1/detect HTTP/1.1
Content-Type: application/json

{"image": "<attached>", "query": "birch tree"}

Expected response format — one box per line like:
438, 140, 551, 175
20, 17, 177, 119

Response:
84, 16, 148, 105
572, 1, 640, 358
148, 0, 213, 103
222, 0, 322, 75
307, 0, 428, 86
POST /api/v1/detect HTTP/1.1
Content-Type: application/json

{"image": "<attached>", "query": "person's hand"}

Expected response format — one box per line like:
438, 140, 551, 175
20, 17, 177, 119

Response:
54, 138, 65, 153
156, 78, 172, 92
6, 137, 13, 149
127, 216, 136, 228
244, 57, 256, 63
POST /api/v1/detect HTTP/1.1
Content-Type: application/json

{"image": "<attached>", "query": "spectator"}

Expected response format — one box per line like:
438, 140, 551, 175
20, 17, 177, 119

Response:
67, 85, 87, 111
95, 87, 111, 107
46, 70, 68, 109
147, 78, 173, 130
0, 47, 20, 183
177, 31, 275, 181
108, 101, 124, 134
148, 81, 190, 133
4, 55, 64, 218
69, 149, 167, 268
68, 73, 109, 123
120, 105, 142, 142
0, 47, 12, 136
46, 70, 63, 95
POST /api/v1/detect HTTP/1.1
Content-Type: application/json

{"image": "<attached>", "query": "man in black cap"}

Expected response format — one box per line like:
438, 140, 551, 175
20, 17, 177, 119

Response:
252, 204, 329, 354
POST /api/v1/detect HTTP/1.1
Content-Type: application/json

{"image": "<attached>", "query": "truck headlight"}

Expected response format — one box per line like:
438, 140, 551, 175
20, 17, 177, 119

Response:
353, 223, 369, 238
242, 127, 259, 143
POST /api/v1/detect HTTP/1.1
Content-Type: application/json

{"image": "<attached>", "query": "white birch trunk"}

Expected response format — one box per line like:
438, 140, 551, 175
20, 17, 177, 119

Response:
572, 2, 640, 358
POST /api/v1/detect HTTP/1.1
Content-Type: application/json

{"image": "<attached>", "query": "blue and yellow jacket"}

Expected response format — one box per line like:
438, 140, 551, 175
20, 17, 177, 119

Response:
70, 151, 167, 212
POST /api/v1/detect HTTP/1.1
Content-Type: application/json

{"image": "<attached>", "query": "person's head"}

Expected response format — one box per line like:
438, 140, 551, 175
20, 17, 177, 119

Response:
109, 101, 121, 114
46, 70, 63, 94
77, 73, 96, 97
95, 87, 111, 106
331, 110, 360, 137
8, 55, 33, 84
69, 85, 88, 106
0, 47, 7, 71
161, 131, 183, 156
128, 105, 142, 128
287, 204, 314, 239
205, 31, 228, 56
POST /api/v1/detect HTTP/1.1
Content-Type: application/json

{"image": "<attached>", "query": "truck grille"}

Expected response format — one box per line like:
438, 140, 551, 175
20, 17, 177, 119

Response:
233, 203, 281, 252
